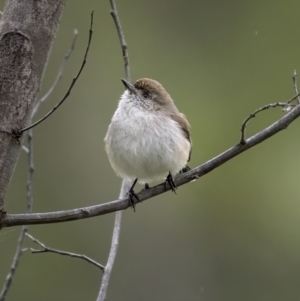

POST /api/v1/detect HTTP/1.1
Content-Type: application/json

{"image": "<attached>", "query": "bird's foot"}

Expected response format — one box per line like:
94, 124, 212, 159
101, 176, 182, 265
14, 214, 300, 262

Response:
179, 165, 191, 174
128, 178, 139, 211
143, 183, 150, 190
166, 172, 177, 194
128, 189, 139, 212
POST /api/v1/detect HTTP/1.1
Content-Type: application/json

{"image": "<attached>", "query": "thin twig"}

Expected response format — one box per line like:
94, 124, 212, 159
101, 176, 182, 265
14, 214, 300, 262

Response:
25, 233, 105, 271
2, 92, 300, 228
97, 181, 130, 301
97, 1, 130, 300
109, 0, 130, 81
240, 93, 300, 144
19, 12, 94, 134
0, 130, 34, 301
32, 29, 78, 117
0, 226, 26, 301
292, 70, 300, 104
26, 130, 34, 214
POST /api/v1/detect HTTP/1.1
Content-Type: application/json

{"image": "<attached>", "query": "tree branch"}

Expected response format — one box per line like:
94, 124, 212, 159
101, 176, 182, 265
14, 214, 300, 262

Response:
31, 30, 78, 117
25, 233, 105, 271
19, 13, 93, 134
292, 70, 300, 104
0, 130, 34, 301
1, 97, 300, 228
240, 93, 299, 144
97, 181, 131, 301
0, 225, 27, 301
109, 0, 130, 81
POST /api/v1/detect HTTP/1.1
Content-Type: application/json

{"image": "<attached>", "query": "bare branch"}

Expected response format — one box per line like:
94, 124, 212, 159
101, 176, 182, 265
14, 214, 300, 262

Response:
97, 182, 131, 301
19, 12, 94, 134
32, 30, 78, 117
25, 233, 105, 271
0, 226, 26, 301
26, 130, 34, 213
292, 70, 300, 104
2, 96, 300, 228
109, 0, 130, 81
0, 130, 34, 301
240, 93, 300, 144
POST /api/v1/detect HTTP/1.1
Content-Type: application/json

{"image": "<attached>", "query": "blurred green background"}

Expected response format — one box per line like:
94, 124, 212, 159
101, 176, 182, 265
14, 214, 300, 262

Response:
1, 0, 300, 300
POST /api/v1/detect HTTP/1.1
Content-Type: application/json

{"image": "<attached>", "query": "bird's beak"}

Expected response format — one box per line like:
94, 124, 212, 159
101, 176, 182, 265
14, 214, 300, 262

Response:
121, 78, 136, 94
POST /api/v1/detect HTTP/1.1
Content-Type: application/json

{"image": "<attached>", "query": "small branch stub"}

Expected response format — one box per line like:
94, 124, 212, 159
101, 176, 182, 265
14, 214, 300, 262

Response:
240, 94, 300, 144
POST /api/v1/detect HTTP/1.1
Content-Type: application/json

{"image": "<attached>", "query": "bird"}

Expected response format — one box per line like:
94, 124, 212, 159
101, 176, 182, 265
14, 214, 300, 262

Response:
104, 78, 191, 210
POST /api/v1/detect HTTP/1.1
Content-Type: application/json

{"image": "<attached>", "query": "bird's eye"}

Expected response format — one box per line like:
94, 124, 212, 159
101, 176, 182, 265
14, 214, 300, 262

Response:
143, 91, 150, 99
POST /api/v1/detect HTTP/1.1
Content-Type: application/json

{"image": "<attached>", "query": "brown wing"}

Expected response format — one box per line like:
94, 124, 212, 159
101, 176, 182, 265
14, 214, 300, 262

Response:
171, 113, 192, 162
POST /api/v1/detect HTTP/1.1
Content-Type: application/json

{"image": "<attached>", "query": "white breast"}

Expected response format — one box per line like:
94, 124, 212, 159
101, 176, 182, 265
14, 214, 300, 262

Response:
105, 97, 190, 184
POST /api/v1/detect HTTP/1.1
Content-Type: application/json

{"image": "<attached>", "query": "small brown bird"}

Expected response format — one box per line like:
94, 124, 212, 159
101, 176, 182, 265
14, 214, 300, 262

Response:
105, 78, 191, 209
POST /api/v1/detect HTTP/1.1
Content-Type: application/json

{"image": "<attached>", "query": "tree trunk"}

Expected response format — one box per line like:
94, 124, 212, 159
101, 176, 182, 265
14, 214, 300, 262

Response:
0, 0, 66, 212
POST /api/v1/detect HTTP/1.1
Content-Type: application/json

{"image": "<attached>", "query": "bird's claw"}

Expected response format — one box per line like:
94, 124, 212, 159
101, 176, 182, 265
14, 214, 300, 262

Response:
128, 189, 139, 212
166, 172, 177, 194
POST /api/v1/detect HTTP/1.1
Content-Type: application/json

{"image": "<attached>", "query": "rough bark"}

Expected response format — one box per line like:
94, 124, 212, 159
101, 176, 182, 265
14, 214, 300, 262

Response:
0, 0, 66, 211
